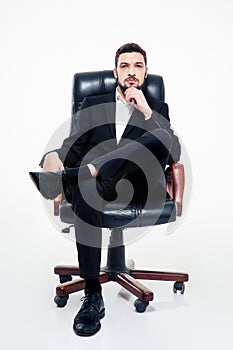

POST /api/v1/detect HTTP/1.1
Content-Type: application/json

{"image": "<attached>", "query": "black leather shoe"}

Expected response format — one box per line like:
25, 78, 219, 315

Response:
73, 293, 105, 337
29, 166, 91, 200
29, 171, 66, 200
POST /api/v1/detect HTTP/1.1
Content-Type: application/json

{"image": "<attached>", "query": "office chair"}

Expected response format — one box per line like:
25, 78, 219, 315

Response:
53, 70, 189, 313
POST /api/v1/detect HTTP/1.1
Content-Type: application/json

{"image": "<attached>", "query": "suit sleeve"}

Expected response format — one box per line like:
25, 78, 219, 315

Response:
145, 102, 181, 164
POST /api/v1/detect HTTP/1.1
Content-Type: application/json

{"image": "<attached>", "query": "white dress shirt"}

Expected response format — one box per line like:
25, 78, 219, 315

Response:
115, 89, 135, 144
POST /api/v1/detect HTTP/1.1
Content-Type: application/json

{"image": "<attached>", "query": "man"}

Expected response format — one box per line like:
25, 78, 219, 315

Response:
29, 43, 180, 336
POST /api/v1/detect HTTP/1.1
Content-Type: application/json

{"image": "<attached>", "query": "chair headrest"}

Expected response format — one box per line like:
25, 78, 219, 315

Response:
72, 70, 165, 114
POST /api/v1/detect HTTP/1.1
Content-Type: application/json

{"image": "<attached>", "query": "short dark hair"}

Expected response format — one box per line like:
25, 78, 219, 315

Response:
115, 43, 147, 67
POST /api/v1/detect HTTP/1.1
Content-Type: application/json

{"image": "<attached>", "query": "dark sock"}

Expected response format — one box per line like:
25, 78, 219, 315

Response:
66, 165, 91, 180
77, 165, 92, 182
63, 165, 92, 188
85, 279, 102, 295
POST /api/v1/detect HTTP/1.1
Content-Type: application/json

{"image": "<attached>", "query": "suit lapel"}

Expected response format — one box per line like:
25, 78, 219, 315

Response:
121, 108, 144, 140
100, 91, 149, 142
102, 91, 116, 139
121, 96, 161, 141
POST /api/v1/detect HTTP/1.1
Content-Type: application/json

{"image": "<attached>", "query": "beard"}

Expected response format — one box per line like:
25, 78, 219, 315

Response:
117, 79, 145, 94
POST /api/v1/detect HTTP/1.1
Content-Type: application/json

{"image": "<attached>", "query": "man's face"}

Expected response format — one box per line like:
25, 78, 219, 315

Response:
114, 52, 148, 92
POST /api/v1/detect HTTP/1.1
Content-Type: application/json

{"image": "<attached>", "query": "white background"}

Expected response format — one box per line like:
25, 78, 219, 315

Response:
0, 0, 233, 349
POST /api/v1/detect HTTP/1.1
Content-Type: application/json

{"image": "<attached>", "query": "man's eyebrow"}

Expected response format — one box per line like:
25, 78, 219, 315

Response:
119, 61, 144, 65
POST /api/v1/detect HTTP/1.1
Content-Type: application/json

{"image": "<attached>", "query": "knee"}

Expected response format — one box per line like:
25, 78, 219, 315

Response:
149, 128, 173, 144
139, 128, 173, 154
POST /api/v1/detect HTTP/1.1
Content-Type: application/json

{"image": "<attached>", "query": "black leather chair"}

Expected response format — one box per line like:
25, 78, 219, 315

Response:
53, 70, 188, 313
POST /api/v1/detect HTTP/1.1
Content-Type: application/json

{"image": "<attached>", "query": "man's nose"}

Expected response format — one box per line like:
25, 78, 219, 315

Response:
128, 70, 136, 76
128, 65, 136, 76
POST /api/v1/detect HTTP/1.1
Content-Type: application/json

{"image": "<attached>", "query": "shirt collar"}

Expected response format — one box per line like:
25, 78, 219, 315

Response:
115, 88, 127, 104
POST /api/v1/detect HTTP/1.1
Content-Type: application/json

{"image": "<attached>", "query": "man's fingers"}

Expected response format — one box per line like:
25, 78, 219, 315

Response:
125, 89, 138, 103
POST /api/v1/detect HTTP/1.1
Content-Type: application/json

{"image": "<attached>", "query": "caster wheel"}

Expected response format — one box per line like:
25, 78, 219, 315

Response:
54, 295, 69, 308
59, 275, 72, 283
173, 282, 185, 294
134, 299, 149, 313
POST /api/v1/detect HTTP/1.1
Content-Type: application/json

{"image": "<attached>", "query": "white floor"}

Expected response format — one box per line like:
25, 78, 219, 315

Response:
1, 179, 233, 350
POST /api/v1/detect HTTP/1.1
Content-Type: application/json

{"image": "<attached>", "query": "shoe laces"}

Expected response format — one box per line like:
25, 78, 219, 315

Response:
80, 294, 101, 313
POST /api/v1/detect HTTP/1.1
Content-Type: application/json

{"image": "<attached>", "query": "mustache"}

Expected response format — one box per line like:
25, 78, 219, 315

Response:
125, 76, 139, 83
117, 76, 142, 94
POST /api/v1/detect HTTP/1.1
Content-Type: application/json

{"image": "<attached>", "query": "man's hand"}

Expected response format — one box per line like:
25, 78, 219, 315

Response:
43, 152, 64, 172
124, 87, 152, 119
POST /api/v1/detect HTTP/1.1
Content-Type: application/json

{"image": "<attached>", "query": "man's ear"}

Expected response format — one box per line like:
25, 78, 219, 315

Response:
113, 68, 118, 79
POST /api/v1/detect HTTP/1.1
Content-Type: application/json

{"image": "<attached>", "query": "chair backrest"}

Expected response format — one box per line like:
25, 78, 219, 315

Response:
71, 70, 165, 115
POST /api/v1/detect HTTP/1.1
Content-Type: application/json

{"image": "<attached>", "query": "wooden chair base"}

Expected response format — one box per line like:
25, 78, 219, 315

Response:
54, 261, 188, 311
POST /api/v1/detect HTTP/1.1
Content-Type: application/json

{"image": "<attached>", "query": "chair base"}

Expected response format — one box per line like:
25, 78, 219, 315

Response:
53, 228, 188, 312
54, 264, 188, 312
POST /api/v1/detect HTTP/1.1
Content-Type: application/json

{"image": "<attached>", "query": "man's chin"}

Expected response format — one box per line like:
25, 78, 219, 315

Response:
118, 83, 141, 93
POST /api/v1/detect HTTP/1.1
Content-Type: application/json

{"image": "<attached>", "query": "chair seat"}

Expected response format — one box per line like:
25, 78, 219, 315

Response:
59, 193, 176, 229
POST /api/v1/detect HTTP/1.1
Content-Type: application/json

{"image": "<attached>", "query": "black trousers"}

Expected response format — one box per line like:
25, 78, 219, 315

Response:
71, 129, 173, 279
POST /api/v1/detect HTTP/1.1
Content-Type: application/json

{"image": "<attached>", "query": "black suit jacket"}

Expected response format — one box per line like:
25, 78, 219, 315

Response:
41, 90, 180, 168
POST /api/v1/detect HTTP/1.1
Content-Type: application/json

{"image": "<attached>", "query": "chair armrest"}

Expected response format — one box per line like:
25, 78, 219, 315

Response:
165, 163, 185, 216
54, 194, 63, 216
